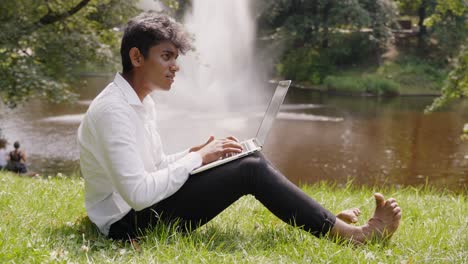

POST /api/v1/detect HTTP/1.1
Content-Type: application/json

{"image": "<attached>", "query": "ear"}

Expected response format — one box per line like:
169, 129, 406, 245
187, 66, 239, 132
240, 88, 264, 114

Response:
129, 47, 144, 68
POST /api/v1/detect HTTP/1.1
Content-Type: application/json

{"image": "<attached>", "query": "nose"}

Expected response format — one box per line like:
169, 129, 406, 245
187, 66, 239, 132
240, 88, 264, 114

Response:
170, 62, 179, 73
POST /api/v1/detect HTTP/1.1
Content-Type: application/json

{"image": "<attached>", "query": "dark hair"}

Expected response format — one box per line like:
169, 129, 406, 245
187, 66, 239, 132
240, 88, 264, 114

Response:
120, 12, 193, 73
13, 141, 20, 149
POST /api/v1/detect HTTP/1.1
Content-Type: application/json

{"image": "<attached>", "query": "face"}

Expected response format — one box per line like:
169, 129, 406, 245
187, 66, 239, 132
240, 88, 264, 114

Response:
137, 40, 180, 91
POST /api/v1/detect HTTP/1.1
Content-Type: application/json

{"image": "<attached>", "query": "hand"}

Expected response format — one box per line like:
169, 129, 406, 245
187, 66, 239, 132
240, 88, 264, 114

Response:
189, 135, 240, 152
189, 136, 215, 153
196, 136, 243, 165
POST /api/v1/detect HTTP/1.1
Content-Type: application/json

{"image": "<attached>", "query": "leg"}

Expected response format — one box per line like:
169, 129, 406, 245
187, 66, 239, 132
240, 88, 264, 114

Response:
109, 152, 336, 239
152, 152, 336, 236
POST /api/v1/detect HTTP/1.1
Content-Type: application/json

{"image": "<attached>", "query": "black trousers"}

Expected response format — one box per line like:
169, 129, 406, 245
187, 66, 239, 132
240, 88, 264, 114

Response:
108, 152, 336, 240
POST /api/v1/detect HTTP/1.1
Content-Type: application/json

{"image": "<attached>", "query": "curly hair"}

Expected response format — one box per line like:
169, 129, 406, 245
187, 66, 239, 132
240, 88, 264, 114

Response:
120, 12, 193, 73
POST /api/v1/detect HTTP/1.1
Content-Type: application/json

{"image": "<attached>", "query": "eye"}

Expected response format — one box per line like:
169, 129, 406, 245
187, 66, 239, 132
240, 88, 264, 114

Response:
162, 54, 170, 61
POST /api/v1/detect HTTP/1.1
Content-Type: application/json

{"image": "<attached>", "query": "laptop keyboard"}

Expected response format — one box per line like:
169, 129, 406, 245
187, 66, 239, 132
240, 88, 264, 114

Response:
241, 141, 251, 152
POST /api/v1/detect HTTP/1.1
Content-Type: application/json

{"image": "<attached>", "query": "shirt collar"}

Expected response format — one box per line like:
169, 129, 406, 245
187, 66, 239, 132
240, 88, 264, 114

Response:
113, 72, 143, 107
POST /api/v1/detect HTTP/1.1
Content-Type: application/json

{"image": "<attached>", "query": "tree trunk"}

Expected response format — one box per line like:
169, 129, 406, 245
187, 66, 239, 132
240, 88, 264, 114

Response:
418, 0, 427, 48
321, 1, 333, 49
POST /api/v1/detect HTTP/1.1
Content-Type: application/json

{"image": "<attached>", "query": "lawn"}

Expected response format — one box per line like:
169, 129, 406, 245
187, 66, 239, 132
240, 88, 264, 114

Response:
0, 172, 466, 263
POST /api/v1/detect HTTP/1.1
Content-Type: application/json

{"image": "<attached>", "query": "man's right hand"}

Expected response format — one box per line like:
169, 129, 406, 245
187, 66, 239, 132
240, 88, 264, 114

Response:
197, 137, 243, 165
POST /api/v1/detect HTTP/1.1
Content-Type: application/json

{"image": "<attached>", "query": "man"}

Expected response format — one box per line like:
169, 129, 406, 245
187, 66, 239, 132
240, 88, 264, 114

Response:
78, 13, 401, 243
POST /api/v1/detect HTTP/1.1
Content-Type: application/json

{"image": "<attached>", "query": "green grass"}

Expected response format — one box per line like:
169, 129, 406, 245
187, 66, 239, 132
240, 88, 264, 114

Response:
324, 75, 400, 96
0, 172, 466, 263
377, 58, 448, 95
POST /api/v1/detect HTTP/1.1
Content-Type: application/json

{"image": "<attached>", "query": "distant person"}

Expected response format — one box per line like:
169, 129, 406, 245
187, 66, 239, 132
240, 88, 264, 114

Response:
78, 13, 400, 244
6, 141, 27, 174
0, 139, 7, 170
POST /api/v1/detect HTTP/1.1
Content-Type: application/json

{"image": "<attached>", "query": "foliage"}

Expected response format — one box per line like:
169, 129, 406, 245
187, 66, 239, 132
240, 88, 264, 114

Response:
1, 172, 466, 263
324, 74, 400, 96
277, 46, 332, 85
426, 47, 468, 112
425, 0, 468, 112
378, 57, 448, 92
0, 0, 140, 108
259, 0, 398, 50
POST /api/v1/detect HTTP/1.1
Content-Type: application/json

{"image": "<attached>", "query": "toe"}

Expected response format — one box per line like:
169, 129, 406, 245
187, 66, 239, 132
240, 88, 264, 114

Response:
374, 193, 385, 207
395, 211, 402, 219
385, 200, 398, 208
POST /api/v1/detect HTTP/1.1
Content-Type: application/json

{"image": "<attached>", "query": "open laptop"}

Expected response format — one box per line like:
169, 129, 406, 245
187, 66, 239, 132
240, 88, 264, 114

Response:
190, 80, 291, 175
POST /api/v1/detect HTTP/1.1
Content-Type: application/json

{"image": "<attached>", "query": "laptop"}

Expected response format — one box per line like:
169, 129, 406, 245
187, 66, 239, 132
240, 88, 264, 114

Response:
190, 80, 291, 175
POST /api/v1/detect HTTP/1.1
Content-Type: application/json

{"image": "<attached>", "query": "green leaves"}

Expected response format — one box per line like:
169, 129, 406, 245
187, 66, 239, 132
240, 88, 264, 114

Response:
0, 0, 140, 108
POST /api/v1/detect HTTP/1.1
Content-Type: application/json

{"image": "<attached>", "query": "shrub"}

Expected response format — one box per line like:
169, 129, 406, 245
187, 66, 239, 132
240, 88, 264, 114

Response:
323, 76, 364, 93
278, 46, 333, 85
326, 32, 379, 66
324, 75, 400, 96
363, 75, 400, 96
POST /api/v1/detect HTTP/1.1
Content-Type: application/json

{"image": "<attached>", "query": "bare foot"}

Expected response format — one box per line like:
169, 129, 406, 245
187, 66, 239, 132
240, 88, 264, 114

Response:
336, 208, 361, 224
330, 193, 401, 244
360, 193, 401, 242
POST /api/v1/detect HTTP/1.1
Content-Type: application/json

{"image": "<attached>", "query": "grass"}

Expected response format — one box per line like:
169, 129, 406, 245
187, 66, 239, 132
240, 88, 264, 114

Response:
377, 58, 448, 95
0, 172, 466, 263
323, 74, 400, 96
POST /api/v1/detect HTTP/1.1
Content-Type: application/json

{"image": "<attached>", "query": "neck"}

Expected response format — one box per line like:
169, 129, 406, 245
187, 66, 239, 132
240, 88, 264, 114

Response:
122, 71, 151, 102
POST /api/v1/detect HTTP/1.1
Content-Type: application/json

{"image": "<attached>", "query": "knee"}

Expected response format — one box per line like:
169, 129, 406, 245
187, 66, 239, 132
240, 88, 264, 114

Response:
238, 154, 268, 175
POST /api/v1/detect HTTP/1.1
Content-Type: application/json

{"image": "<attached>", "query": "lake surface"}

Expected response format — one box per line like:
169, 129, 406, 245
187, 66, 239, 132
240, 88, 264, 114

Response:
1, 76, 466, 191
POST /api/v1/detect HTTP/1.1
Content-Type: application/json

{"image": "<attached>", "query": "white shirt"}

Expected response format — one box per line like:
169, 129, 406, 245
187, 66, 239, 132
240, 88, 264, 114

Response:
77, 73, 202, 236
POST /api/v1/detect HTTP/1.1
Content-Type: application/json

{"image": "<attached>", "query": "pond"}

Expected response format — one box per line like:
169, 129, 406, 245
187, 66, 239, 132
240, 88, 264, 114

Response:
1, 76, 466, 191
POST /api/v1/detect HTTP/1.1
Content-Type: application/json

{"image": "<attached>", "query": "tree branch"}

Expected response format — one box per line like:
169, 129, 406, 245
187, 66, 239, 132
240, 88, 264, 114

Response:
35, 0, 91, 26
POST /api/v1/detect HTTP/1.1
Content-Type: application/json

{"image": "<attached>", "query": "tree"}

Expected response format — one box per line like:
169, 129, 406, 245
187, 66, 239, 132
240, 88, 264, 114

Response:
424, 0, 467, 138
0, 0, 140, 108
258, 0, 397, 56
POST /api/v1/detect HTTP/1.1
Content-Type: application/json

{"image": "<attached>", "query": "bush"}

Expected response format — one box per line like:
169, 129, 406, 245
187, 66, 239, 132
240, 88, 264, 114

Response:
363, 75, 400, 96
378, 57, 448, 92
278, 46, 333, 85
324, 75, 400, 96
323, 76, 364, 93
326, 32, 379, 66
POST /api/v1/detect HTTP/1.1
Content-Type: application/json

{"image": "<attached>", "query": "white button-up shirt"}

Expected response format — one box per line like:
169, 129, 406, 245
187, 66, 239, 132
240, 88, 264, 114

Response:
77, 73, 202, 236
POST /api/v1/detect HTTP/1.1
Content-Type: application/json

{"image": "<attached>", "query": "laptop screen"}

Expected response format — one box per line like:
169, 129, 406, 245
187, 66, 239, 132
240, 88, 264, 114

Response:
255, 80, 291, 146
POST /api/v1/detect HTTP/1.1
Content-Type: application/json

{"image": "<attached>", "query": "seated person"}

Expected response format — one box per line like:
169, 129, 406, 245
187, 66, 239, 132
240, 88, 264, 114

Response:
77, 13, 401, 245
6, 141, 27, 174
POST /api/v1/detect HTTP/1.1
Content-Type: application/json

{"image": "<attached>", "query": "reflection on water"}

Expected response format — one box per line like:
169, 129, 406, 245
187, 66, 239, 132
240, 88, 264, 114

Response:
0, 76, 466, 191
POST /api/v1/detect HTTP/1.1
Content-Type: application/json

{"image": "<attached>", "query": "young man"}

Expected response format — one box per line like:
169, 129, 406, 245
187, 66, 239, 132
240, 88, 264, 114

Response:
77, 13, 401, 244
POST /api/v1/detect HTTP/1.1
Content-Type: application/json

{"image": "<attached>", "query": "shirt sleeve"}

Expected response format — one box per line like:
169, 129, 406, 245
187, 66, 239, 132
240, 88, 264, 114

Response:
158, 149, 192, 169
92, 104, 202, 211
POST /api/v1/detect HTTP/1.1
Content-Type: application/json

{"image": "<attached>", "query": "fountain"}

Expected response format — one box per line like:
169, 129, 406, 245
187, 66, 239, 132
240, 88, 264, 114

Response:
151, 0, 268, 111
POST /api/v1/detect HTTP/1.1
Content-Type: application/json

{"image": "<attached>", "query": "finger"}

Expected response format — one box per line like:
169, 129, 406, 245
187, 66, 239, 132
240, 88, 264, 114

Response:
221, 147, 243, 155
226, 136, 239, 142
206, 135, 215, 144
222, 142, 243, 150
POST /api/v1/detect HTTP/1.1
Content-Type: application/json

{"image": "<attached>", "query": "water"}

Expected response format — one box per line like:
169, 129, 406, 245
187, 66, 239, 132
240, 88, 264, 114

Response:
0, 0, 466, 191
0, 77, 466, 191
153, 0, 268, 111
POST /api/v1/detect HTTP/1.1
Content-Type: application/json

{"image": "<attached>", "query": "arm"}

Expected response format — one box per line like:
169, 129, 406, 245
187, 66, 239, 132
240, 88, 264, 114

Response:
158, 149, 190, 168
93, 105, 202, 211
21, 151, 26, 163
158, 136, 215, 168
